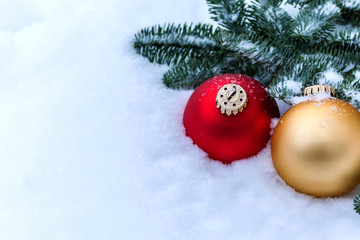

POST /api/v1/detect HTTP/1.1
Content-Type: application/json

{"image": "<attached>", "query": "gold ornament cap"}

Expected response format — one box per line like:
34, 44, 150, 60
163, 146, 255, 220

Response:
304, 85, 336, 97
216, 84, 248, 116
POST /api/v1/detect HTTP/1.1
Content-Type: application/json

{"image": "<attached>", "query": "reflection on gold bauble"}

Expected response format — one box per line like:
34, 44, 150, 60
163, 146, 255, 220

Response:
272, 98, 360, 197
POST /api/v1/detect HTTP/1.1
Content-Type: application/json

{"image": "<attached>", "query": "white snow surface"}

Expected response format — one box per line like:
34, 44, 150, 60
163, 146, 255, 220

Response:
1, 0, 360, 239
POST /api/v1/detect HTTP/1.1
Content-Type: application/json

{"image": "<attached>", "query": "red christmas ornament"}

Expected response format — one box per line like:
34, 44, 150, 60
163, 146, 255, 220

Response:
183, 74, 280, 164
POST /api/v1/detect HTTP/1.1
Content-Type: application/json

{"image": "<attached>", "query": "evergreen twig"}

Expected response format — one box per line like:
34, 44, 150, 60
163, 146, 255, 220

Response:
354, 189, 360, 214
133, 0, 360, 104
133, 23, 221, 65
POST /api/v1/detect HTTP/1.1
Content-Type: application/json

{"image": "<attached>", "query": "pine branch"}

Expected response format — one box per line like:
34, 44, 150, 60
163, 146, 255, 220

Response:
162, 56, 223, 89
284, 0, 310, 7
219, 33, 296, 83
291, 1, 341, 42
354, 189, 360, 214
337, 67, 360, 109
315, 29, 360, 65
268, 54, 337, 103
249, 2, 294, 40
206, 0, 249, 34
163, 52, 259, 89
337, 0, 360, 26
332, 28, 360, 44
133, 0, 360, 106
133, 23, 221, 65
219, 32, 283, 65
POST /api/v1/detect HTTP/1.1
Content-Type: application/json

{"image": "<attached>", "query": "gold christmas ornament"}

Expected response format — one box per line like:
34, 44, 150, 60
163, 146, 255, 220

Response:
271, 86, 360, 197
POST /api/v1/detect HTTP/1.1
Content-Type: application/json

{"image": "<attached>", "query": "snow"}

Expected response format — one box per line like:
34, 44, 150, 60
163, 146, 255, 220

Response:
318, 69, 344, 85
230, 13, 238, 22
184, 35, 217, 47
344, 71, 360, 106
343, 0, 360, 8
318, 1, 341, 16
263, 6, 286, 33
279, 80, 303, 94
280, 1, 300, 18
264, 6, 286, 22
344, 89, 360, 106
355, 70, 360, 80
1, 0, 360, 239
236, 40, 256, 51
292, 92, 335, 105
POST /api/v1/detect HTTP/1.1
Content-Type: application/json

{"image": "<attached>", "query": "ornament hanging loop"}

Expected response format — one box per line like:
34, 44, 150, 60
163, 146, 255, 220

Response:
226, 86, 237, 100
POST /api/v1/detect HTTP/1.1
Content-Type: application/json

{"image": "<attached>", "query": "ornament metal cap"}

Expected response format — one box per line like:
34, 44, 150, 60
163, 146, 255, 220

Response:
304, 85, 336, 97
216, 84, 248, 116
